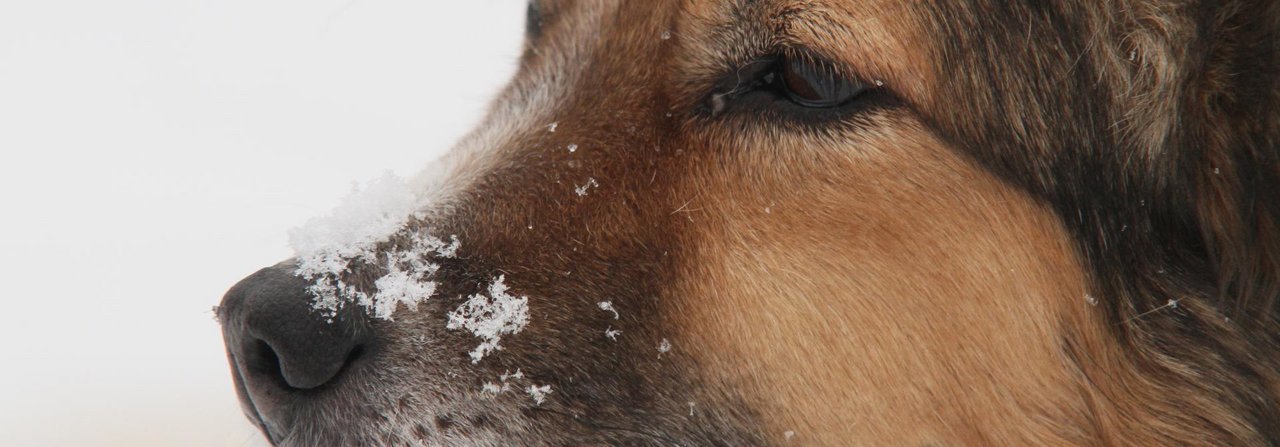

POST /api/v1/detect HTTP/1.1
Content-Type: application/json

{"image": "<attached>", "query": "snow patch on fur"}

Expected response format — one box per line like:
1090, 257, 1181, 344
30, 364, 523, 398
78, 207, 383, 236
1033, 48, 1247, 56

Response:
447, 275, 531, 363
526, 384, 552, 405
289, 173, 458, 320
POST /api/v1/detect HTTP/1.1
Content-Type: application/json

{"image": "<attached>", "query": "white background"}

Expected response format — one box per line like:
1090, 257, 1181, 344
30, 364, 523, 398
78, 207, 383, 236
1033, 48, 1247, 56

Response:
0, 1, 526, 445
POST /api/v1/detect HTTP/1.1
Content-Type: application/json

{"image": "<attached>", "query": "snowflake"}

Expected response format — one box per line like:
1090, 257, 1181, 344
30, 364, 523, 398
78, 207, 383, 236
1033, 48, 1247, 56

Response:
527, 384, 553, 405
446, 276, 530, 363
500, 369, 524, 382
574, 177, 599, 196
480, 369, 526, 395
598, 301, 619, 319
482, 382, 503, 395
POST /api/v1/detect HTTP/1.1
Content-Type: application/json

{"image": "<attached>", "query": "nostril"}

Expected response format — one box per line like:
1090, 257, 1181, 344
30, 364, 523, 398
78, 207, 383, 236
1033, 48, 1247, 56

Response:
345, 344, 366, 366
246, 338, 365, 391
246, 340, 288, 387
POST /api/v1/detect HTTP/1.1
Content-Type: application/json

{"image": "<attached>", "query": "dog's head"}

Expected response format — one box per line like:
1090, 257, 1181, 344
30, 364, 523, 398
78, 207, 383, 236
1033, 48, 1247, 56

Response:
218, 1, 1280, 445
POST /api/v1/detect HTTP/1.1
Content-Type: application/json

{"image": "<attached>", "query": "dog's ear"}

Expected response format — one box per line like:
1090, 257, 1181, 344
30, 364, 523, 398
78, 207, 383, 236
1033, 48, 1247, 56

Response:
1176, 0, 1280, 326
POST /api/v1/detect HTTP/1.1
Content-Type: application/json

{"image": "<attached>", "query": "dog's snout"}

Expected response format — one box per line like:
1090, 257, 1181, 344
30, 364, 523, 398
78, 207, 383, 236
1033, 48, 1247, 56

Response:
220, 264, 371, 391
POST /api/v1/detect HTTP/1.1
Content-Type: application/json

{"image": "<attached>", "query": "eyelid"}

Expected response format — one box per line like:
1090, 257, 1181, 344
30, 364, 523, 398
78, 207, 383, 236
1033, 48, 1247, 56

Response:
701, 47, 870, 112
694, 52, 899, 132
776, 47, 868, 88
706, 45, 867, 94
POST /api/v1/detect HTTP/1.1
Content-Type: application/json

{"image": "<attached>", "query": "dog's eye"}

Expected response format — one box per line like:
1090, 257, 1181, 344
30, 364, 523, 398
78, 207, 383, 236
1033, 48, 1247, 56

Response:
703, 54, 878, 120
525, 2, 544, 40
773, 57, 866, 108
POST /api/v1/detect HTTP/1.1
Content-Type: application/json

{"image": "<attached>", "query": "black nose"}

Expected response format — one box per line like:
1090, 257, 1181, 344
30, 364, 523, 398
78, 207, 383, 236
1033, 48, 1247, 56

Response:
219, 263, 371, 391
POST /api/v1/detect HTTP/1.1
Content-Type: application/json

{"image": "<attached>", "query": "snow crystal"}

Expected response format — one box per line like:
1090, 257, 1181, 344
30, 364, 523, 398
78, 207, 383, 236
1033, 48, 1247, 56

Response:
289, 173, 458, 320
574, 177, 599, 196
605, 326, 622, 341
369, 260, 437, 319
661, 30, 672, 40
481, 369, 525, 395
687, 401, 696, 416
434, 234, 461, 257
657, 338, 672, 357
482, 382, 503, 395
447, 276, 531, 363
547, 122, 558, 133
785, 431, 796, 441
598, 301, 619, 319
527, 384, 552, 405
567, 143, 577, 153
1084, 294, 1098, 307
873, 79, 884, 87
500, 369, 524, 382
337, 231, 455, 319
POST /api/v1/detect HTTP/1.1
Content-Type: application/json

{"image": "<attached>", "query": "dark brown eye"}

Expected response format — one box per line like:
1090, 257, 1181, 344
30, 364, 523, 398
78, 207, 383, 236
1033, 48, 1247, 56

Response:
777, 57, 866, 108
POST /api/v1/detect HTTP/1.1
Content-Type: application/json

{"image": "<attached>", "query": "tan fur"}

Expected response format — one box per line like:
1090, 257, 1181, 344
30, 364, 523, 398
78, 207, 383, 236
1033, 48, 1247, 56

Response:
665, 115, 1097, 445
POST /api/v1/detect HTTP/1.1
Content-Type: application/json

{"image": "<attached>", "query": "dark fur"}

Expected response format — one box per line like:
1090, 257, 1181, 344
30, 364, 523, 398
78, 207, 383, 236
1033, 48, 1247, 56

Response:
922, 0, 1280, 442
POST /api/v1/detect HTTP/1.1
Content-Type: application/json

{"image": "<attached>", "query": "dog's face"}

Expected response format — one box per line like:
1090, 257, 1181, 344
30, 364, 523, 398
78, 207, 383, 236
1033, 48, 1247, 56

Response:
219, 1, 1280, 445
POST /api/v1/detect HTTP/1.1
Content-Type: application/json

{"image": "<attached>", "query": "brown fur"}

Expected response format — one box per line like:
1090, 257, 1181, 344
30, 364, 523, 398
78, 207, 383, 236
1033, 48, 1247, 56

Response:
670, 118, 1100, 445
221, 0, 1280, 445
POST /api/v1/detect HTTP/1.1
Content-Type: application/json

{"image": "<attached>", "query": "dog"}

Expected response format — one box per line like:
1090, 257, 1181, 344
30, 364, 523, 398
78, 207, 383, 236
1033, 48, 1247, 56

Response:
217, 0, 1280, 445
